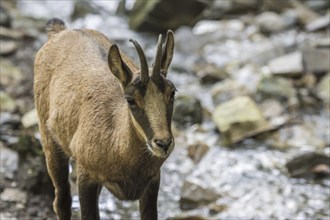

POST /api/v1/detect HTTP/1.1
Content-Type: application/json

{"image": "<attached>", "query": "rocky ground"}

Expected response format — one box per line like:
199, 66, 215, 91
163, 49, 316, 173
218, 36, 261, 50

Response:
0, 0, 329, 219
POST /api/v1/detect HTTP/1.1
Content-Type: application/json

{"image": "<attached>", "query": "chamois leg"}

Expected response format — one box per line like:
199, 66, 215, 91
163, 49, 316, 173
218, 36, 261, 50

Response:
43, 140, 72, 220
77, 168, 101, 220
139, 174, 160, 220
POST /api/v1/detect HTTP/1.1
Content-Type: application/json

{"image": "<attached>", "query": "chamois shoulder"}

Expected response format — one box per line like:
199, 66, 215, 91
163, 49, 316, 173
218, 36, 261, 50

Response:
46, 18, 66, 39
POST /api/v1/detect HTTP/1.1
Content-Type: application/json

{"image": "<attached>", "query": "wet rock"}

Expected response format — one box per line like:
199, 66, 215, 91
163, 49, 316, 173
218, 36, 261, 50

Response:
255, 12, 285, 34
0, 188, 27, 204
187, 142, 209, 163
173, 95, 203, 129
286, 153, 330, 179
305, 14, 330, 32
211, 79, 249, 106
0, 143, 19, 179
0, 91, 16, 112
268, 51, 303, 76
0, 59, 23, 86
316, 73, 330, 105
180, 179, 221, 210
303, 47, 330, 74
257, 76, 297, 105
129, 0, 208, 32
21, 108, 38, 128
212, 96, 270, 145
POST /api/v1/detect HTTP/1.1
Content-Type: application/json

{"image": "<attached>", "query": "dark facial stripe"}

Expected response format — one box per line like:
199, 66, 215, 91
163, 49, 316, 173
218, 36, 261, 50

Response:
130, 107, 154, 140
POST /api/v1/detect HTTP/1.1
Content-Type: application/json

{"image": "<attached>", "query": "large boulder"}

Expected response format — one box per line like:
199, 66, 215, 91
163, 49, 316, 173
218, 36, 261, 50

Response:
129, 0, 208, 32
212, 96, 270, 145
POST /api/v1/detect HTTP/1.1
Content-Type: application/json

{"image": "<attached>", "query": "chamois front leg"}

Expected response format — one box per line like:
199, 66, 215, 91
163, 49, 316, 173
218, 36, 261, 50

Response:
139, 174, 160, 220
43, 140, 72, 220
77, 167, 102, 220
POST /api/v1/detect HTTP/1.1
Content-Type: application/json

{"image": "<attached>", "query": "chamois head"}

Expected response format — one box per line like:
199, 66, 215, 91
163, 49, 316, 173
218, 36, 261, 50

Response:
108, 30, 175, 158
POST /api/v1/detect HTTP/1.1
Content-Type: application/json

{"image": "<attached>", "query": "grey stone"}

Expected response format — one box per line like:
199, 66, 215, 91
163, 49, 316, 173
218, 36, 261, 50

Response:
129, 0, 208, 32
303, 48, 330, 74
0, 143, 19, 179
286, 153, 330, 179
21, 108, 38, 128
255, 12, 286, 34
306, 14, 330, 32
212, 96, 270, 145
173, 95, 203, 129
211, 79, 249, 106
187, 142, 209, 163
0, 59, 23, 86
0, 188, 27, 204
180, 179, 221, 210
316, 73, 330, 104
0, 91, 16, 112
258, 76, 297, 103
268, 51, 303, 76
0, 39, 20, 55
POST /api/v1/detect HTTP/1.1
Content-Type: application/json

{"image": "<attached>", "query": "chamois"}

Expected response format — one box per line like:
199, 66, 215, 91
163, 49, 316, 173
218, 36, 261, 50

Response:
34, 18, 175, 220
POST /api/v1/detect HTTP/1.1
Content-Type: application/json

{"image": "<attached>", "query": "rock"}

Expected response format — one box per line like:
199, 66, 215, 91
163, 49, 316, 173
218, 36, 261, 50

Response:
269, 124, 327, 149
21, 108, 38, 128
211, 79, 249, 106
257, 76, 297, 104
180, 179, 221, 210
212, 96, 270, 145
261, 0, 293, 13
0, 143, 19, 179
204, 0, 259, 19
71, 0, 99, 20
286, 153, 330, 179
197, 64, 229, 85
316, 73, 330, 104
187, 142, 209, 163
0, 39, 20, 55
260, 99, 289, 128
129, 0, 208, 32
0, 5, 11, 27
305, 0, 330, 11
306, 14, 330, 32
255, 12, 286, 34
268, 51, 303, 76
168, 213, 208, 220
290, 0, 320, 26
303, 47, 330, 74
173, 95, 203, 129
0, 59, 23, 86
0, 91, 16, 112
0, 188, 27, 204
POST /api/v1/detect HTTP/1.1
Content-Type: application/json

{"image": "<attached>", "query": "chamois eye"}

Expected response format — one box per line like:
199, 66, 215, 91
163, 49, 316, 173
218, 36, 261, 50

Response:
126, 97, 137, 106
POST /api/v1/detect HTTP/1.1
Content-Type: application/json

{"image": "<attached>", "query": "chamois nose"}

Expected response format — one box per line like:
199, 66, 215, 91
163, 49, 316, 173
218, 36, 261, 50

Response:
154, 138, 172, 152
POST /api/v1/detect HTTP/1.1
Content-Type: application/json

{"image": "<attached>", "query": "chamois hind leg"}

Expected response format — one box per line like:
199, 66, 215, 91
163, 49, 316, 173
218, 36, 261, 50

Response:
77, 166, 101, 220
42, 137, 72, 220
139, 173, 160, 220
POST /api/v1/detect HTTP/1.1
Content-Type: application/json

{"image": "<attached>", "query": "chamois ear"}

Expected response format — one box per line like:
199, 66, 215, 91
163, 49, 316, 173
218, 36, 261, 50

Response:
161, 30, 175, 77
108, 44, 133, 87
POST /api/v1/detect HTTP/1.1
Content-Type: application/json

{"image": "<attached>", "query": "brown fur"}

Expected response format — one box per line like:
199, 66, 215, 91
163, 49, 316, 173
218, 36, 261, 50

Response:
34, 18, 175, 220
